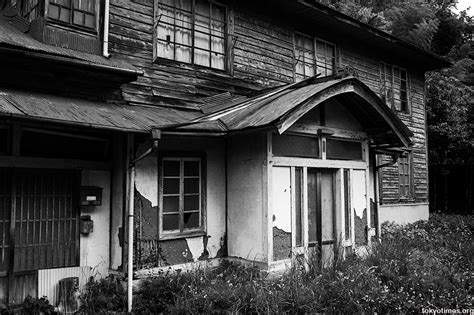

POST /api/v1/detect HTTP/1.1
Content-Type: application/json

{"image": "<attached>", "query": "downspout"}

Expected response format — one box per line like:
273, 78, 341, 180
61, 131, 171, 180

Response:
127, 130, 161, 313
103, 0, 111, 58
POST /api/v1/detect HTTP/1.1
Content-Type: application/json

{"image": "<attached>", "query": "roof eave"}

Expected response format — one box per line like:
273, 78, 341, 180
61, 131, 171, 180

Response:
296, 0, 451, 71
0, 46, 143, 81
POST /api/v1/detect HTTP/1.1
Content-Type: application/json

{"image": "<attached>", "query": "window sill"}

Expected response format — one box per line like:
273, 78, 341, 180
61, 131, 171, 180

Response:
159, 229, 206, 241
153, 57, 230, 76
47, 19, 98, 36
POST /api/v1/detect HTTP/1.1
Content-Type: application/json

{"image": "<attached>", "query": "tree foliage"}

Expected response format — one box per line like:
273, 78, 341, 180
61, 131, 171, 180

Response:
324, 0, 473, 166
426, 72, 474, 165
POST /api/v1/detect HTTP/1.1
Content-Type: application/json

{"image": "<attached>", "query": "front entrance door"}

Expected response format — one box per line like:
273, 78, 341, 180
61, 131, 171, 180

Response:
0, 169, 79, 304
308, 168, 335, 265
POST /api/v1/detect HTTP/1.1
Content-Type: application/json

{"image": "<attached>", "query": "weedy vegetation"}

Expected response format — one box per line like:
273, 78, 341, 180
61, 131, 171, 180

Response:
77, 214, 473, 313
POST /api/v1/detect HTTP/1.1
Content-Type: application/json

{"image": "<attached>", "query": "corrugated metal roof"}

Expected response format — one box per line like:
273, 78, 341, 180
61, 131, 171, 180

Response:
160, 76, 414, 148
0, 19, 136, 71
220, 80, 336, 130
0, 89, 210, 133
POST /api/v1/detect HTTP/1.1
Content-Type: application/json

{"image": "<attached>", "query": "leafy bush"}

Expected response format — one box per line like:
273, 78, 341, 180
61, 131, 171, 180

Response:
80, 214, 474, 313
78, 274, 127, 314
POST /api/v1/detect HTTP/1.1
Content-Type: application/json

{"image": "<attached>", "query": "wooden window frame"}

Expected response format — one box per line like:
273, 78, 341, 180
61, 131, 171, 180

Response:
46, 0, 100, 33
153, 0, 229, 71
294, 32, 337, 82
380, 63, 410, 114
15, 0, 100, 34
158, 154, 206, 240
398, 153, 414, 200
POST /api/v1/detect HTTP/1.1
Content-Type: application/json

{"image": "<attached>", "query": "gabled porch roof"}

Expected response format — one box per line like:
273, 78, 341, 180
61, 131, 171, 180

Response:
156, 75, 414, 149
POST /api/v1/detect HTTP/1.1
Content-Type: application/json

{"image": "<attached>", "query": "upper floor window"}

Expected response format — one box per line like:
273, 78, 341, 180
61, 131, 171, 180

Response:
380, 63, 409, 113
15, 0, 40, 22
15, 0, 99, 33
48, 0, 97, 31
294, 33, 336, 82
155, 0, 227, 70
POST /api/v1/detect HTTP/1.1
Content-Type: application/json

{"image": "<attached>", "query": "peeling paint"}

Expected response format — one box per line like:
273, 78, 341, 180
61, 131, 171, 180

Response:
135, 151, 158, 207
273, 227, 291, 261
354, 207, 367, 246
198, 235, 210, 261
186, 237, 204, 261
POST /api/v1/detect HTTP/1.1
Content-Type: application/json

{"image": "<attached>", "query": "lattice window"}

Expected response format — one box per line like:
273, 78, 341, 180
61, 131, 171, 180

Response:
160, 157, 204, 235
156, 0, 227, 70
380, 63, 409, 112
48, 0, 97, 31
295, 33, 336, 82
398, 154, 413, 198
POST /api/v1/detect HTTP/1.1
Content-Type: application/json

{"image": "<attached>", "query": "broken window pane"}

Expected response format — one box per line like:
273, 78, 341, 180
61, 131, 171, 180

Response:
272, 167, 292, 261
184, 212, 200, 228
161, 157, 202, 234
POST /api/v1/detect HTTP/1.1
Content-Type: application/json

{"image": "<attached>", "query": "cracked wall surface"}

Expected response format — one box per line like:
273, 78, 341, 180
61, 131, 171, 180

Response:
133, 138, 226, 269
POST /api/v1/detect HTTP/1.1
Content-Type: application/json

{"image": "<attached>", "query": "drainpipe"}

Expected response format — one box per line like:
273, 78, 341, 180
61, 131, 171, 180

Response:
103, 0, 110, 58
127, 130, 161, 313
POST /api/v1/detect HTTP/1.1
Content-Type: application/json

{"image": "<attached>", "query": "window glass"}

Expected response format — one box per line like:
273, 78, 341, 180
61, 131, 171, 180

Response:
326, 139, 362, 160
398, 155, 412, 198
295, 34, 336, 82
316, 39, 335, 77
156, 0, 226, 70
380, 63, 409, 112
295, 168, 303, 247
161, 158, 202, 233
344, 169, 351, 240
48, 0, 96, 31
294, 33, 315, 82
272, 134, 319, 158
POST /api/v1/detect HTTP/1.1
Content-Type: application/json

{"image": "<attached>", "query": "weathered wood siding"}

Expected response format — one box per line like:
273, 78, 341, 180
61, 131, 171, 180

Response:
108, 0, 429, 204
340, 48, 428, 204
108, 0, 294, 109
232, 9, 294, 86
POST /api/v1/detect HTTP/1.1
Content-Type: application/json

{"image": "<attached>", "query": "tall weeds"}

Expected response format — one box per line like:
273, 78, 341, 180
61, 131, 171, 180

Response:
79, 214, 473, 313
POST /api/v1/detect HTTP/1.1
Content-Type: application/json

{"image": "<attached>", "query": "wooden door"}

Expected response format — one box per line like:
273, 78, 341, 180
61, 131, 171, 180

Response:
307, 168, 336, 265
0, 169, 79, 304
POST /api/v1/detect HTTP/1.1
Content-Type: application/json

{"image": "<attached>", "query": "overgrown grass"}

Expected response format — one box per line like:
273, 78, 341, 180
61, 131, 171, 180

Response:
81, 214, 474, 313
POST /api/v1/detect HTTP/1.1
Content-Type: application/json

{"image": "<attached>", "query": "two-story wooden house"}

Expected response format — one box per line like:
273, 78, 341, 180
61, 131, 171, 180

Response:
0, 0, 448, 305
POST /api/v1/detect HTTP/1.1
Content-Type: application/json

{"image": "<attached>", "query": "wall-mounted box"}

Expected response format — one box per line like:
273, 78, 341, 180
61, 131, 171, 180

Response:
80, 186, 103, 206
80, 215, 94, 234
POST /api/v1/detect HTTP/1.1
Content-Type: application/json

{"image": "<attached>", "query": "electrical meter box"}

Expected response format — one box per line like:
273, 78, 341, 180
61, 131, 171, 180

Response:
80, 186, 103, 206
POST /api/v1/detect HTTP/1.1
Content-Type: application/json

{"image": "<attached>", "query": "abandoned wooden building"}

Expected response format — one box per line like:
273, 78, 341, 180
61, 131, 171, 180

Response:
0, 0, 449, 305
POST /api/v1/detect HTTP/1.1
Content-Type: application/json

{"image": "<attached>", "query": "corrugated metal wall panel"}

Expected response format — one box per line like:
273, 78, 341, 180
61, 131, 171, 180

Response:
37, 266, 92, 305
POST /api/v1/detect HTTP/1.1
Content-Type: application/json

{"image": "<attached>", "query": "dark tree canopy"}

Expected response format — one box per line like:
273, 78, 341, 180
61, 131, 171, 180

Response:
323, 0, 473, 166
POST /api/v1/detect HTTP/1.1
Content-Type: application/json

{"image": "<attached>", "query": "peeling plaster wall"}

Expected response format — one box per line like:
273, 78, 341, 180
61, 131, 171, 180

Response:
134, 137, 226, 267
352, 170, 368, 246
227, 133, 267, 262
80, 170, 110, 277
